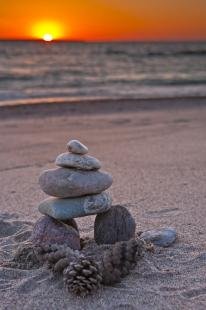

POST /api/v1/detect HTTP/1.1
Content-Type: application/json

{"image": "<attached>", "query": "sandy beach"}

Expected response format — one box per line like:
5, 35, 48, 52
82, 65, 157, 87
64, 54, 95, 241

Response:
0, 97, 206, 309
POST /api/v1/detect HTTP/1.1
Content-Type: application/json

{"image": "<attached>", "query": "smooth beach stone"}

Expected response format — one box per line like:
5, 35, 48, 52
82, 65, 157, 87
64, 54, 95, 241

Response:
30, 215, 80, 249
94, 205, 136, 245
55, 153, 101, 170
140, 228, 177, 247
67, 139, 88, 155
39, 167, 113, 198
38, 192, 112, 220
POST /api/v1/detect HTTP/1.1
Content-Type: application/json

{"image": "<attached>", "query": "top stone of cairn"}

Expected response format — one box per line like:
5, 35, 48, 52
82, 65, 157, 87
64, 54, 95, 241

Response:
67, 140, 88, 155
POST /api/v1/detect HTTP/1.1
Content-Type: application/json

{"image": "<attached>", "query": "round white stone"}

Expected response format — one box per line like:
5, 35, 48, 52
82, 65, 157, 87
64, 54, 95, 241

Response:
67, 140, 88, 155
55, 153, 101, 170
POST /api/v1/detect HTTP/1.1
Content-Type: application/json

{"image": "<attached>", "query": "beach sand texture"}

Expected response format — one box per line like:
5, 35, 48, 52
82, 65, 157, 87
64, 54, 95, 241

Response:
0, 98, 206, 309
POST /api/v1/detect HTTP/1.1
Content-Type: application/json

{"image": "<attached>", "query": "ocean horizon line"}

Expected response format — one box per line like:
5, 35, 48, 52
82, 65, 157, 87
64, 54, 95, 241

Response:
0, 39, 206, 43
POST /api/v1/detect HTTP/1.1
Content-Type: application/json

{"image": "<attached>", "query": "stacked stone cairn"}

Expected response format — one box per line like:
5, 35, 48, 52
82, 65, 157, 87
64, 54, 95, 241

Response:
32, 139, 116, 248
4, 139, 177, 296
30, 139, 140, 296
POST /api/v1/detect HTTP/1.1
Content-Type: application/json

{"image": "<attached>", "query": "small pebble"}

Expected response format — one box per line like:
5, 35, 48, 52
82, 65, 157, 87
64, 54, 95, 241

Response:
140, 228, 177, 247
67, 140, 88, 155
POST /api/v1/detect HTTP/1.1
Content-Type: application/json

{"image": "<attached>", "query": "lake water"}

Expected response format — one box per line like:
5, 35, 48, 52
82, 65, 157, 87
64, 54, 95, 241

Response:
0, 41, 206, 106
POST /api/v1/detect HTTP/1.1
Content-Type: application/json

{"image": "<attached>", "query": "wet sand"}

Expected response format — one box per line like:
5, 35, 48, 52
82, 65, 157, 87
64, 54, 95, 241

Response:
0, 97, 206, 309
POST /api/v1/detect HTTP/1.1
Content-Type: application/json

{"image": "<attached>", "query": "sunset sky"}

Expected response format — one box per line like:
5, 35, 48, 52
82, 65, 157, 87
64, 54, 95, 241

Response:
0, 0, 206, 41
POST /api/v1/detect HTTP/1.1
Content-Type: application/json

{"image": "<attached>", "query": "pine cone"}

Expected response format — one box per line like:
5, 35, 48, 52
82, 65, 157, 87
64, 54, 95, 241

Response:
34, 243, 81, 274
63, 256, 102, 296
101, 238, 144, 285
2, 241, 41, 270
34, 243, 103, 296
3, 238, 147, 296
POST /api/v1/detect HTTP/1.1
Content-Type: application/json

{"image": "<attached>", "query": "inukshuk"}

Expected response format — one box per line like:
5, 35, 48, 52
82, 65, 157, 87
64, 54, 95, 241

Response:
34, 139, 113, 249
6, 139, 149, 296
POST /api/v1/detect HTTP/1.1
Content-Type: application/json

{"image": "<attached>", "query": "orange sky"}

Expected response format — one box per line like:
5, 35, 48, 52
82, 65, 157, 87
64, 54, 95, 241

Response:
0, 0, 206, 41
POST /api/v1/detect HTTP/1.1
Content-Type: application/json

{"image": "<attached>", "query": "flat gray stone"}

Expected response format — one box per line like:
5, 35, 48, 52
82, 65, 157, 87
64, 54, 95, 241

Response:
39, 167, 113, 198
140, 227, 177, 247
38, 193, 112, 220
55, 153, 101, 170
67, 140, 88, 155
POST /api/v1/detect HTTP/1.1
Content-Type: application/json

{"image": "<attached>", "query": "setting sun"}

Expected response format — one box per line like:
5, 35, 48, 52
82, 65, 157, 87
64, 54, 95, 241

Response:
43, 34, 53, 42
31, 21, 63, 40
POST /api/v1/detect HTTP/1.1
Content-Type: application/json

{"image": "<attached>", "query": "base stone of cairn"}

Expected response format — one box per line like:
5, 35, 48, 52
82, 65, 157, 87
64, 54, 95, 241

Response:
94, 205, 136, 245
30, 216, 81, 249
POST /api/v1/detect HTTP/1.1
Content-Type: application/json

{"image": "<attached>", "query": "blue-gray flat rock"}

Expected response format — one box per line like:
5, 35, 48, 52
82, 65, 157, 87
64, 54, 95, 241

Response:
67, 140, 88, 155
38, 193, 112, 220
39, 167, 113, 198
140, 228, 177, 247
55, 153, 101, 170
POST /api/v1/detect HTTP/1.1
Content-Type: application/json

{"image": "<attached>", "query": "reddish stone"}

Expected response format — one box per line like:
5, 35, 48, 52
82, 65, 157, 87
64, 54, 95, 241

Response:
30, 216, 80, 250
